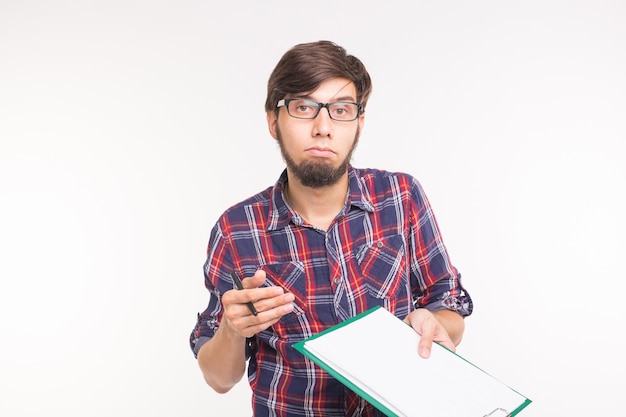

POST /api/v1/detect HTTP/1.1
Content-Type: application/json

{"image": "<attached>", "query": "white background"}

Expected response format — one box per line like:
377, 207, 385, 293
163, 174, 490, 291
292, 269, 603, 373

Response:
1, 1, 625, 415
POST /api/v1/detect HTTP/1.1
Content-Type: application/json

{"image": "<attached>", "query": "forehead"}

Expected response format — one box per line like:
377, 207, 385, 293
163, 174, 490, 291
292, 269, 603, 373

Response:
291, 77, 357, 101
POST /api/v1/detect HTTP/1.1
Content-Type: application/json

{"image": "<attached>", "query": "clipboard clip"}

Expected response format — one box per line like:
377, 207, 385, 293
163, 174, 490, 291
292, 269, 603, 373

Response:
483, 408, 510, 417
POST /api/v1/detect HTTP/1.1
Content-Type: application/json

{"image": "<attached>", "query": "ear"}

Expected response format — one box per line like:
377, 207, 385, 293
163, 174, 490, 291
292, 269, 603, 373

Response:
357, 111, 365, 132
266, 111, 278, 140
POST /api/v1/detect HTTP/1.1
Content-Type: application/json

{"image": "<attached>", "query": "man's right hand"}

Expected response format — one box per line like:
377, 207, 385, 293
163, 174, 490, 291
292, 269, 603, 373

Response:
221, 269, 295, 338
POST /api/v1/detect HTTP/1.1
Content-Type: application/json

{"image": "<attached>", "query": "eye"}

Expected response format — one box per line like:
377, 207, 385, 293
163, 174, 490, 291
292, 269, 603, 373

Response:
296, 104, 313, 112
329, 103, 357, 120
290, 99, 317, 115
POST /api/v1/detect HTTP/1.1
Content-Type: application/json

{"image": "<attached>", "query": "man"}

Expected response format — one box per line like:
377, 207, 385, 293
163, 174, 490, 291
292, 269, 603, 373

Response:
190, 40, 473, 416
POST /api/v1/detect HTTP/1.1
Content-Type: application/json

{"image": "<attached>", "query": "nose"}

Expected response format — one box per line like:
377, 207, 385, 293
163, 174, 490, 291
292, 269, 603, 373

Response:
312, 105, 333, 137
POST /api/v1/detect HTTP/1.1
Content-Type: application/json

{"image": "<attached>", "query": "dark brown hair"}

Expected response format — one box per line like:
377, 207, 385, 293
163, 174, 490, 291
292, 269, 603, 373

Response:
264, 40, 373, 113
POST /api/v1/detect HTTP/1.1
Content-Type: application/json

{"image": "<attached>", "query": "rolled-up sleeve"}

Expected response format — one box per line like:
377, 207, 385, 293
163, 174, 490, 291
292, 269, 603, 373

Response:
189, 223, 230, 358
408, 179, 473, 317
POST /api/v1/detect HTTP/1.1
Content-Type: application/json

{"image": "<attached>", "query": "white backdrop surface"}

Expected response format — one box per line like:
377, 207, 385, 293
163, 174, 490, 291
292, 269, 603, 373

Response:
1, 1, 625, 416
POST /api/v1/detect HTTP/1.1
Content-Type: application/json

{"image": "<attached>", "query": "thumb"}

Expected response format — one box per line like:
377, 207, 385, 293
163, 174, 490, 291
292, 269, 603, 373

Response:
418, 328, 434, 359
243, 269, 266, 289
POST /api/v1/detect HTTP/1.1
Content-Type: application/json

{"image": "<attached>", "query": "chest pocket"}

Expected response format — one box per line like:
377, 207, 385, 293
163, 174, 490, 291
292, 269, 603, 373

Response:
355, 234, 408, 300
260, 261, 308, 341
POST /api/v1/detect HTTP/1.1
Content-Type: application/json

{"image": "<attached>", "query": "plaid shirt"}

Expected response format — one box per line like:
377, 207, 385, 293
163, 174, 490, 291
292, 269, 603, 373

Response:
191, 166, 473, 417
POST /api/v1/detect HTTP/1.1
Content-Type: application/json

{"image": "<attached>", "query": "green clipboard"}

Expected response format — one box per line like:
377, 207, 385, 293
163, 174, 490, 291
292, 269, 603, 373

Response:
293, 306, 532, 417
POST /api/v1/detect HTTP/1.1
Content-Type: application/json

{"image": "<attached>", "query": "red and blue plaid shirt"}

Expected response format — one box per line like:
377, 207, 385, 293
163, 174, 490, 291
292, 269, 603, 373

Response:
191, 166, 473, 416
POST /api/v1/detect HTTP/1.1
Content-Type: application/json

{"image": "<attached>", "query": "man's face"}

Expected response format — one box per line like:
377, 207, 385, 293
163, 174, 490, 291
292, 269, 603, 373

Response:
267, 77, 365, 188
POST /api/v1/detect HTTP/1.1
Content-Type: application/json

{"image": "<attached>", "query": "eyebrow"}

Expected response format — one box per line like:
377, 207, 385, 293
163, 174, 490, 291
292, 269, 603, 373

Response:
294, 94, 357, 103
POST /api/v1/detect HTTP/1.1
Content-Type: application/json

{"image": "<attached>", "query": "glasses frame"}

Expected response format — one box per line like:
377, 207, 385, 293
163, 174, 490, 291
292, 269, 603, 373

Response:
277, 98, 363, 122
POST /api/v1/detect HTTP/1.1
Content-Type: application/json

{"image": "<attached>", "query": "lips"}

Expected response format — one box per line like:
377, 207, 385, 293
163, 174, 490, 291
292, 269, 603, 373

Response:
306, 147, 335, 157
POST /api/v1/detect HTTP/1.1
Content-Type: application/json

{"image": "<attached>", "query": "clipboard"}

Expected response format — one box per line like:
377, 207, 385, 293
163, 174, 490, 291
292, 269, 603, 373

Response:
293, 306, 532, 417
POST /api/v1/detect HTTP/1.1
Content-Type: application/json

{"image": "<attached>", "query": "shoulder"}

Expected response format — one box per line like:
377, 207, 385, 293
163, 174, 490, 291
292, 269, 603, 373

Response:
351, 167, 431, 211
208, 185, 276, 235
352, 166, 421, 191
222, 186, 273, 216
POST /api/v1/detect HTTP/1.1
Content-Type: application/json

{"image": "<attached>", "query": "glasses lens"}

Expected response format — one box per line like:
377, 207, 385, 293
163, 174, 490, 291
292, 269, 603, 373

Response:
328, 102, 359, 121
287, 99, 319, 119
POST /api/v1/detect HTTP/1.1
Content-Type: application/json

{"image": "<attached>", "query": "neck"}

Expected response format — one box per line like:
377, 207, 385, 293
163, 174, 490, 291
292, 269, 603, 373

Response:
285, 172, 349, 231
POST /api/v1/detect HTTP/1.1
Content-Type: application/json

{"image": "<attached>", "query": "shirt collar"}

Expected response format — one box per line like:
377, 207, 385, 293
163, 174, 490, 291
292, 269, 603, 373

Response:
267, 166, 375, 231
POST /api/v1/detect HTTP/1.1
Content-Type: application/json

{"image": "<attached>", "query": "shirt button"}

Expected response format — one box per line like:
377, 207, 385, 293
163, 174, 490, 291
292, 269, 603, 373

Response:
377, 241, 383, 248
333, 277, 341, 285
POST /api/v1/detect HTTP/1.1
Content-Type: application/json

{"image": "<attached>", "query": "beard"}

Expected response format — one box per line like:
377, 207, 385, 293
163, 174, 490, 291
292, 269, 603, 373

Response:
276, 125, 360, 188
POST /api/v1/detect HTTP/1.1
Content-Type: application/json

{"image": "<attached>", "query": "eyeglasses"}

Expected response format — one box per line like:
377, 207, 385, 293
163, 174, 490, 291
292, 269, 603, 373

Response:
277, 98, 362, 121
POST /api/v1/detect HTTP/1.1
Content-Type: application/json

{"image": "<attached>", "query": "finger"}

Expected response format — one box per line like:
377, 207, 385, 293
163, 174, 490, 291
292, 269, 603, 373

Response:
433, 331, 456, 352
417, 319, 436, 359
231, 296, 294, 338
254, 291, 295, 314
236, 316, 282, 338
232, 285, 287, 306
224, 288, 293, 321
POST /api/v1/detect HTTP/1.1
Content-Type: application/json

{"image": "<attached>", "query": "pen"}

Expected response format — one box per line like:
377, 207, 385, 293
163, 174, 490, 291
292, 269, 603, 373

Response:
231, 271, 258, 316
